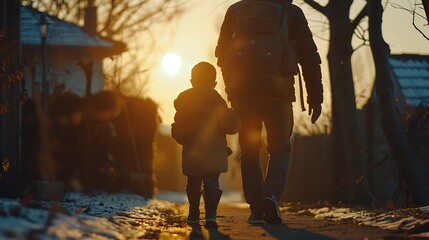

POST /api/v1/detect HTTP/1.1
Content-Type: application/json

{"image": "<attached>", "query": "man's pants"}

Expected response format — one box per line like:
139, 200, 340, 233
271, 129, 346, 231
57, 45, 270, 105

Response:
233, 97, 293, 212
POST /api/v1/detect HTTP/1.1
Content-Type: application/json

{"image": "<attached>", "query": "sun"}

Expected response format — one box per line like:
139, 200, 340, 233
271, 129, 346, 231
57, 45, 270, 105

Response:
161, 53, 182, 75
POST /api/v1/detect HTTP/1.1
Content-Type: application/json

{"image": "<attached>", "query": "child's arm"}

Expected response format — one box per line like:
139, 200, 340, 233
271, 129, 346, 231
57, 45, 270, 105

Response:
171, 108, 189, 145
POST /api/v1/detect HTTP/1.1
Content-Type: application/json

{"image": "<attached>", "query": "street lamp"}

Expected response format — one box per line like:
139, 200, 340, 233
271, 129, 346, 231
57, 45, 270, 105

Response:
39, 15, 48, 113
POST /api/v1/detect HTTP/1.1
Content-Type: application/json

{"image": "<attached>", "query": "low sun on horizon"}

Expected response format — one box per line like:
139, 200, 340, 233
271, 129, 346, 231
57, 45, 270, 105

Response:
161, 52, 182, 75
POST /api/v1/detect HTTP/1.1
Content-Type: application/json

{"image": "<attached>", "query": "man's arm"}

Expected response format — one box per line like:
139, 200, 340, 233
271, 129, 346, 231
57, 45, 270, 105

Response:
289, 4, 323, 123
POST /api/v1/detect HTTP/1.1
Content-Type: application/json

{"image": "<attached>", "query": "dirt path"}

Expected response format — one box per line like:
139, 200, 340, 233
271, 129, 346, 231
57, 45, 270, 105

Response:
159, 203, 409, 240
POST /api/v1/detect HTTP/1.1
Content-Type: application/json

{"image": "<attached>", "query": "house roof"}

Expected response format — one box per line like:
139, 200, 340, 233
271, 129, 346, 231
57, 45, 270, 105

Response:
389, 54, 429, 106
20, 6, 125, 56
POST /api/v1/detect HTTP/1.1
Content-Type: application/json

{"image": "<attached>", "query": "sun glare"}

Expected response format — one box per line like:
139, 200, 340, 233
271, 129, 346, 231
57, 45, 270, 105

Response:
161, 53, 182, 75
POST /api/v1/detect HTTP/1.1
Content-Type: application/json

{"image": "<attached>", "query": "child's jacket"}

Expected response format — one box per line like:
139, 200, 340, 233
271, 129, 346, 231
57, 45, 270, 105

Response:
171, 87, 240, 176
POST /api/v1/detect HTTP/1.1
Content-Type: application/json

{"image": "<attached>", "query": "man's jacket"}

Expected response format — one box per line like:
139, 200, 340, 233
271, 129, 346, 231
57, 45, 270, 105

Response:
215, 0, 323, 105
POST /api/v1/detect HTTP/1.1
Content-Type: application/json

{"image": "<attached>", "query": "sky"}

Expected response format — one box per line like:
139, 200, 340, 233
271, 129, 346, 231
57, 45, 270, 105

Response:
145, 0, 429, 127
147, 1, 230, 127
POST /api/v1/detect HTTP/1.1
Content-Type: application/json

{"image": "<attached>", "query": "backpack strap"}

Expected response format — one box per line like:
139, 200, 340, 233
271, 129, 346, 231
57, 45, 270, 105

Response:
298, 66, 306, 112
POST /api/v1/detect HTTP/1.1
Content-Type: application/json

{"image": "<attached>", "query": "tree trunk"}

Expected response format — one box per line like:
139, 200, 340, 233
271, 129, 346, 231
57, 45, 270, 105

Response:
422, 0, 429, 26
368, 0, 429, 206
325, 1, 369, 204
0, 0, 22, 177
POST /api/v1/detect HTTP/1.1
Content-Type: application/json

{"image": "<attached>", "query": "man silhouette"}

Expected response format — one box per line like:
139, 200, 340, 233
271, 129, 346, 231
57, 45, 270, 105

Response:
215, 0, 323, 224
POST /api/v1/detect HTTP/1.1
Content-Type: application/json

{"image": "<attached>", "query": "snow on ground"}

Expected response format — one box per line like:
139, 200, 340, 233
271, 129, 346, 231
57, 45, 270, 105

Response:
0, 192, 184, 239
2, 190, 429, 239
0, 191, 244, 239
281, 204, 429, 237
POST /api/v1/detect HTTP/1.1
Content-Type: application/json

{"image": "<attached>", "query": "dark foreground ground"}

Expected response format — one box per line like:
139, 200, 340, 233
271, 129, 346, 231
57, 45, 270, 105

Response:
160, 203, 411, 240
2, 193, 427, 239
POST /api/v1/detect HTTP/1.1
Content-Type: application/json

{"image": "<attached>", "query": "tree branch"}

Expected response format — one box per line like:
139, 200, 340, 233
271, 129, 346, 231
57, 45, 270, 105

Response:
351, 4, 368, 31
412, 6, 429, 40
352, 41, 369, 53
302, 0, 327, 16
23, 0, 187, 95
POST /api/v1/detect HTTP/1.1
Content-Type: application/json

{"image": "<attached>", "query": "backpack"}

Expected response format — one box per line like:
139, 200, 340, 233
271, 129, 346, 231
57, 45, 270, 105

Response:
224, 0, 298, 97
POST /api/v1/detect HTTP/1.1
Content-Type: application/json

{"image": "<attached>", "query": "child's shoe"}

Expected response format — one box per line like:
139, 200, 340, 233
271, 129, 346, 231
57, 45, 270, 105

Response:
186, 189, 201, 225
202, 188, 223, 228
187, 204, 201, 225
205, 218, 217, 228
187, 215, 200, 225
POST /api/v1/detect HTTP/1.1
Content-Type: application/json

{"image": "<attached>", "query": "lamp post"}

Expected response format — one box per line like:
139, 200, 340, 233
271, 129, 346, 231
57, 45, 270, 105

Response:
39, 15, 48, 113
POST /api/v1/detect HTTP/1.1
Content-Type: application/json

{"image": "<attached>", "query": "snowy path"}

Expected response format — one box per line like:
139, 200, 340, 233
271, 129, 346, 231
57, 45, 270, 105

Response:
0, 192, 187, 239
1, 191, 429, 239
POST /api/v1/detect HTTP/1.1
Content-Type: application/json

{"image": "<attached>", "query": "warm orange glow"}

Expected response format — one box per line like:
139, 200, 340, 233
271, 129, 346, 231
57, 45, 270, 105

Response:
161, 53, 182, 75
148, 0, 429, 128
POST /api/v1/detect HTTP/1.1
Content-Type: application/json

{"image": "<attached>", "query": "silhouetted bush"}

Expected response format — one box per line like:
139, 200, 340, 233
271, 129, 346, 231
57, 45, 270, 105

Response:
21, 91, 159, 198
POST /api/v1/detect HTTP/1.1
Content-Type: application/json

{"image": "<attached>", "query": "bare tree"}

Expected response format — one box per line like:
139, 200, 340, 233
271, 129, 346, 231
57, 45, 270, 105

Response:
302, 0, 370, 204
20, 0, 187, 189
368, 0, 429, 206
391, 0, 429, 40
424, 0, 429, 24
23, 0, 187, 95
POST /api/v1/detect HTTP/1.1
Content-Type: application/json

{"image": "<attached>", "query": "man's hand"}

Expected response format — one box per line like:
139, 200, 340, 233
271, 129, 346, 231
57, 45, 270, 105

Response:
308, 104, 322, 124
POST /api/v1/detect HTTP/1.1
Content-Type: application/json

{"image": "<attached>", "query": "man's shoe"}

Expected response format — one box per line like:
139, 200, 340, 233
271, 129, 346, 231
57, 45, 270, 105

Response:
248, 213, 265, 224
263, 195, 282, 224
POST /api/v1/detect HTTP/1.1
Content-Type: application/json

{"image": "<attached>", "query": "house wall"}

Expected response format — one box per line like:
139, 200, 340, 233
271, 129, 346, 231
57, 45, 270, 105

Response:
22, 46, 104, 97
282, 105, 405, 206
282, 134, 334, 203
362, 101, 406, 207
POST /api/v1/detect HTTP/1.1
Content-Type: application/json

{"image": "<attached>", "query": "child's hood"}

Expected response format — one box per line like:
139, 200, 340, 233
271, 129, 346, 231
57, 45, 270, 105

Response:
174, 88, 224, 117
